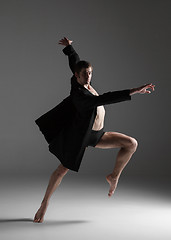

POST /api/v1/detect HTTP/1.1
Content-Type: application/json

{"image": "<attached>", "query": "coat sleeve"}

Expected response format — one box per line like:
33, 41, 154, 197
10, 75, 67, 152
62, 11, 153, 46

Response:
72, 88, 131, 112
63, 45, 80, 74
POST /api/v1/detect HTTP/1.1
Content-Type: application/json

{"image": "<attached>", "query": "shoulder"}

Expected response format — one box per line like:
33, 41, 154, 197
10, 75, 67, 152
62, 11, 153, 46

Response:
73, 86, 94, 97
70, 87, 95, 106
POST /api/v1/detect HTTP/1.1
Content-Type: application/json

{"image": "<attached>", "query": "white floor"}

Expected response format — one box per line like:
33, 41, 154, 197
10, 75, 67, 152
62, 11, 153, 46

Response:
0, 175, 171, 240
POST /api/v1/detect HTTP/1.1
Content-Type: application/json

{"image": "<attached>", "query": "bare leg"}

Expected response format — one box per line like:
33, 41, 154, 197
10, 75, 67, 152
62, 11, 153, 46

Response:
95, 132, 138, 197
106, 145, 137, 196
33, 164, 69, 223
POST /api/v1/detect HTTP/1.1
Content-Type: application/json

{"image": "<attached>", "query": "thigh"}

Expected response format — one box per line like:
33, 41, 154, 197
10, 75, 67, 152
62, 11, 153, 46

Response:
95, 131, 133, 149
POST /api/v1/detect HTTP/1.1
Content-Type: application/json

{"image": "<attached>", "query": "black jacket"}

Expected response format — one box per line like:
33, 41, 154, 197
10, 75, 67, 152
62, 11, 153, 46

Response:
35, 45, 131, 172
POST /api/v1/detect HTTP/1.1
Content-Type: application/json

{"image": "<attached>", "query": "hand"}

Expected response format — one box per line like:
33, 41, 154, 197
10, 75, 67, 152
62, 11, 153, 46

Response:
130, 83, 155, 95
58, 37, 73, 46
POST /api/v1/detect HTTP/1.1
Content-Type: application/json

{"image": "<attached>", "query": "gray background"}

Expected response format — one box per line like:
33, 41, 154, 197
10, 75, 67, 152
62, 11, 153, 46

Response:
0, 0, 170, 178
0, 1, 171, 239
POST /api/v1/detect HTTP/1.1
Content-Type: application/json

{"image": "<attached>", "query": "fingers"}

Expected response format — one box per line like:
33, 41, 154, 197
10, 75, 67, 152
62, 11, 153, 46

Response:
137, 83, 155, 94
64, 37, 70, 42
147, 83, 155, 90
144, 83, 154, 88
58, 38, 66, 45
147, 84, 155, 92
151, 84, 155, 91
58, 37, 73, 46
142, 83, 155, 93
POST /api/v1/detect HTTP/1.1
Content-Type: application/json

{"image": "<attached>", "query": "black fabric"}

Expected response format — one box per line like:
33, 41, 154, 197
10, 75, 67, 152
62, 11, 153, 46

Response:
35, 96, 74, 144
35, 45, 132, 172
86, 128, 105, 147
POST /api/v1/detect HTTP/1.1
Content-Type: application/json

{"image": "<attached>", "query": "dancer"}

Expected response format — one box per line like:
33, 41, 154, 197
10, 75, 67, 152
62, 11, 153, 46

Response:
34, 37, 155, 223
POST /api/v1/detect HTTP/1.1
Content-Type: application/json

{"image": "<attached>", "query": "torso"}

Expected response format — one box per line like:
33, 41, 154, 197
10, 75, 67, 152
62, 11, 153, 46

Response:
85, 85, 105, 131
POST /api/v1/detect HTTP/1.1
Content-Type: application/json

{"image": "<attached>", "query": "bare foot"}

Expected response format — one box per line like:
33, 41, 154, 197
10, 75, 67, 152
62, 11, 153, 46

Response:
106, 174, 119, 197
33, 202, 48, 223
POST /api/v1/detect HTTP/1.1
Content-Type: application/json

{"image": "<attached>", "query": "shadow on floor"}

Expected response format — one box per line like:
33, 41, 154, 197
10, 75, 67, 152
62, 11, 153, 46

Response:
0, 218, 91, 226
43, 220, 91, 226
0, 218, 33, 223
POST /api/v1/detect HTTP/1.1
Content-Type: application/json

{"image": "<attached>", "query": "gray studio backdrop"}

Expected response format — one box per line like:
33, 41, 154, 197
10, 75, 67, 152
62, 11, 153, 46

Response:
0, 0, 170, 178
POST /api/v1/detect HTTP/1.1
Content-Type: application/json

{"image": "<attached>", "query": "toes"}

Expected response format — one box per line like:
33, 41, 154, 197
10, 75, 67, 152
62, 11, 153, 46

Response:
33, 217, 39, 222
33, 214, 40, 223
33, 218, 41, 223
108, 190, 114, 197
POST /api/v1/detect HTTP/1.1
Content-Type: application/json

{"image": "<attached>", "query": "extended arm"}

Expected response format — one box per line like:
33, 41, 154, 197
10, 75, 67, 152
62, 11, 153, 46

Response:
130, 83, 155, 95
59, 37, 80, 74
72, 88, 131, 112
72, 83, 155, 112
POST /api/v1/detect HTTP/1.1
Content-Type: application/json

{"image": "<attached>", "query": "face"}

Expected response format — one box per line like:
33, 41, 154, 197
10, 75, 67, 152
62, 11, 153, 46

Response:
75, 67, 93, 86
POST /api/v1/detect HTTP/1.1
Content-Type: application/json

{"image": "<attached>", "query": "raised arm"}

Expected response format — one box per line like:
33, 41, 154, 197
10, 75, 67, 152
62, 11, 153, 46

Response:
59, 37, 80, 74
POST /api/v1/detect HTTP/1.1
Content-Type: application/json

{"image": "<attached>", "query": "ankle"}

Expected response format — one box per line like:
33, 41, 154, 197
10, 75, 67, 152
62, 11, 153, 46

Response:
110, 173, 120, 180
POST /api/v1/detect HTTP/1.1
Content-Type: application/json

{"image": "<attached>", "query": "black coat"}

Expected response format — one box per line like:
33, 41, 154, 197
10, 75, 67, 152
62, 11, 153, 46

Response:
35, 45, 131, 172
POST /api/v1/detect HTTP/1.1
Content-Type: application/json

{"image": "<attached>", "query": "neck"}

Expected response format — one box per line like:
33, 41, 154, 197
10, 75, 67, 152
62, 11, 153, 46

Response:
84, 83, 90, 89
76, 79, 90, 89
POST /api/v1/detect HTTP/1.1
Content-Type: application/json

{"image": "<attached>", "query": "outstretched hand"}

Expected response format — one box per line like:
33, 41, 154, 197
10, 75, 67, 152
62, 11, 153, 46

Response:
58, 37, 73, 46
130, 83, 155, 95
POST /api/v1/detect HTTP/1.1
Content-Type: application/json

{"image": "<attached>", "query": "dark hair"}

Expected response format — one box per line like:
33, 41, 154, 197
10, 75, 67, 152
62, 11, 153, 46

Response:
74, 60, 93, 74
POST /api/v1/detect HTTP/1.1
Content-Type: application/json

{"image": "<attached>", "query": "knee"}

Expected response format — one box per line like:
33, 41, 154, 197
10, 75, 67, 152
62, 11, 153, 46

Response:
127, 137, 138, 152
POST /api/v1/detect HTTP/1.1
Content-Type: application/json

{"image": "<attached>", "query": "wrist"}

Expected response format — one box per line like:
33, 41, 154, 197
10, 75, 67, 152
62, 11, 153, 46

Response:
130, 88, 137, 96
